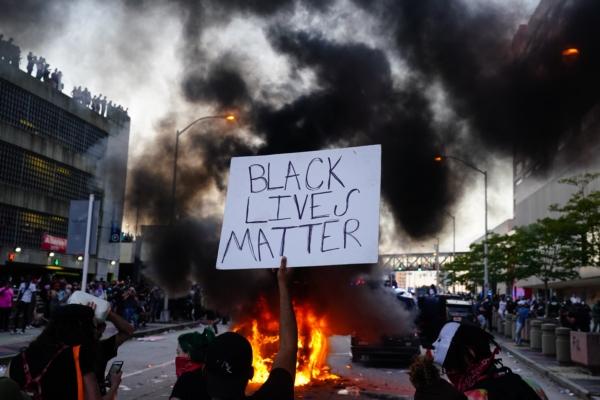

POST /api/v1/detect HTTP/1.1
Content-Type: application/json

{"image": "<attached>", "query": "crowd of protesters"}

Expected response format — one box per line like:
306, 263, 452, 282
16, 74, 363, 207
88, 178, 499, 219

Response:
0, 275, 218, 335
0, 258, 295, 400
470, 293, 600, 349
0, 33, 129, 124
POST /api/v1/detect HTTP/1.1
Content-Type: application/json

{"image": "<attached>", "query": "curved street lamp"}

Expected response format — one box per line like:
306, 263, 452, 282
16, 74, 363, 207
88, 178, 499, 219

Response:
161, 114, 235, 322
435, 154, 489, 296
170, 114, 236, 224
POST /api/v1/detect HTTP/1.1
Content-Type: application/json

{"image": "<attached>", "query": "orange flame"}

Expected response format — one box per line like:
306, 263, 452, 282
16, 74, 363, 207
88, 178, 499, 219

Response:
234, 297, 338, 386
561, 47, 580, 57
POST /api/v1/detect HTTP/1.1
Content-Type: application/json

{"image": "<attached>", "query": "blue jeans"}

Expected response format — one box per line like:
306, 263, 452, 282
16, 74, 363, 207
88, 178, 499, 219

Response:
515, 320, 524, 345
124, 308, 137, 326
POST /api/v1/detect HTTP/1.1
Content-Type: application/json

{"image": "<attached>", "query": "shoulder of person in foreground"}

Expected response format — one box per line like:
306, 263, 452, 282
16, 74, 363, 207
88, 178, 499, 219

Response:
468, 369, 548, 400
410, 355, 466, 400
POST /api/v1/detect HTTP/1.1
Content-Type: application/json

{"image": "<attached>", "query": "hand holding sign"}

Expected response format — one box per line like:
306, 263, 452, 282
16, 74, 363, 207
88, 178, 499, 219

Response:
217, 145, 381, 269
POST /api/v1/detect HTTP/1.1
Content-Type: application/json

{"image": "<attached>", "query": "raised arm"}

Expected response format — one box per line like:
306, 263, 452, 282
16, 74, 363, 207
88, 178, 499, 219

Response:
272, 257, 298, 379
107, 309, 135, 346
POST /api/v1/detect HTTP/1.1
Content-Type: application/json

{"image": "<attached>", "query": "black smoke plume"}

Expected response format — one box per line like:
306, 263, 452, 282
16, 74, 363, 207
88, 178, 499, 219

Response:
4, 0, 596, 333
126, 0, 600, 334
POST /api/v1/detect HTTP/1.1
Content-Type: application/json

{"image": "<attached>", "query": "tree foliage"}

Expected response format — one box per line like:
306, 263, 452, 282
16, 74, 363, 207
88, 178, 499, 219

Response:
443, 173, 600, 292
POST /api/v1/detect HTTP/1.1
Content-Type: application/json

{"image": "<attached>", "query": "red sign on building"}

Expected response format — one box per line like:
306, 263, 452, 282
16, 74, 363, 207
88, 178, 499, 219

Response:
41, 233, 68, 253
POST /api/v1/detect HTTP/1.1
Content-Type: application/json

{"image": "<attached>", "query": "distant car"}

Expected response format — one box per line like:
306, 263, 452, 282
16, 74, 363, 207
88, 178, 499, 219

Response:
445, 298, 475, 323
351, 294, 420, 364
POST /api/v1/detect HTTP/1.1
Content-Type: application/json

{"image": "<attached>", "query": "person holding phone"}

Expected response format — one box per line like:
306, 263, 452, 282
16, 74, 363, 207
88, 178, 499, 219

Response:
88, 301, 134, 395
105, 361, 123, 388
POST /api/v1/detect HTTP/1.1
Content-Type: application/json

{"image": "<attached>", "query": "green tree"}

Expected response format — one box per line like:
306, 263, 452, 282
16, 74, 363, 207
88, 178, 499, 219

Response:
550, 173, 600, 266
519, 217, 581, 314
443, 249, 480, 291
487, 230, 535, 295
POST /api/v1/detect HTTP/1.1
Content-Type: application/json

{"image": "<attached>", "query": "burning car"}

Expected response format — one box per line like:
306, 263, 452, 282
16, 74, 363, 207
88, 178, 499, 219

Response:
350, 291, 420, 364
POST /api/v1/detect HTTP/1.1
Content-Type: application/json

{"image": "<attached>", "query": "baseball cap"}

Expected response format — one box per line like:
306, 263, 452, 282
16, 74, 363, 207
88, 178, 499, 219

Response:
205, 332, 254, 398
432, 322, 460, 366
205, 332, 253, 377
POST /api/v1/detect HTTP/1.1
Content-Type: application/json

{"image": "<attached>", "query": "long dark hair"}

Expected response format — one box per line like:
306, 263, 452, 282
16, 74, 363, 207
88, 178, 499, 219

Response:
29, 304, 97, 355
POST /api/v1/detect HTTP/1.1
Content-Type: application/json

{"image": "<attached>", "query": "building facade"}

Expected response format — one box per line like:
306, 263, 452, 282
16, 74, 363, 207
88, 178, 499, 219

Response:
510, 0, 600, 301
512, 0, 600, 227
0, 62, 129, 281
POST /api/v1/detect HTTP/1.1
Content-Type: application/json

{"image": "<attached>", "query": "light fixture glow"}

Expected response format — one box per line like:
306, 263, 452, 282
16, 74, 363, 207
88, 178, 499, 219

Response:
77, 255, 83, 261
14, 247, 22, 253
49, 252, 55, 257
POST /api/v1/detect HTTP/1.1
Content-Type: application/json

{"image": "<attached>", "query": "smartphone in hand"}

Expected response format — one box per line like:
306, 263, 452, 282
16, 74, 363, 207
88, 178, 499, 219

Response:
105, 361, 124, 387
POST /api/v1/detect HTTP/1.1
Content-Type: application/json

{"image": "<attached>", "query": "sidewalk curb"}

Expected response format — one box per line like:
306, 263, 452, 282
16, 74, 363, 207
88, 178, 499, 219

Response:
131, 320, 205, 339
0, 321, 206, 364
495, 336, 591, 399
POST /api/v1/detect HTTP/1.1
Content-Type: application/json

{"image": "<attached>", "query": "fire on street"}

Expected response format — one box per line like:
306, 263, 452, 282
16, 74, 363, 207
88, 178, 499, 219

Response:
114, 327, 577, 399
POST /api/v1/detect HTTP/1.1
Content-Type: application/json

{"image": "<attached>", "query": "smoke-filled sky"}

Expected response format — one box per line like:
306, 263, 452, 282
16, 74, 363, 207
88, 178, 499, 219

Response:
7, 0, 600, 334
1, 0, 543, 255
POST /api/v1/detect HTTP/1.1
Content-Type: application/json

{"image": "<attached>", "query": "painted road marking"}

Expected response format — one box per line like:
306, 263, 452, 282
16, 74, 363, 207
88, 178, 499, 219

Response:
122, 360, 175, 379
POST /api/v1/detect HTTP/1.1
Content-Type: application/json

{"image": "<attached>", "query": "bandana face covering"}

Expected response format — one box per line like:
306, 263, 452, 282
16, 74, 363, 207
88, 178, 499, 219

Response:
175, 356, 203, 377
447, 348, 500, 393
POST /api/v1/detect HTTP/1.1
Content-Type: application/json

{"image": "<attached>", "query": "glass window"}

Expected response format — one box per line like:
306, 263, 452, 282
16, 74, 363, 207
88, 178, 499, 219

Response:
0, 78, 108, 156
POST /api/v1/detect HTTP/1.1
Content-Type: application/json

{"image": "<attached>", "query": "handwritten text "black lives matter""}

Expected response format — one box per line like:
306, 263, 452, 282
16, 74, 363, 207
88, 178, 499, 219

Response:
221, 156, 363, 263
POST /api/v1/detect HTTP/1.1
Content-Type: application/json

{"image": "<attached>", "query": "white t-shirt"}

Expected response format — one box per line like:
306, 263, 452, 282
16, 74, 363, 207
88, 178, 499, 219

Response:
18, 282, 37, 303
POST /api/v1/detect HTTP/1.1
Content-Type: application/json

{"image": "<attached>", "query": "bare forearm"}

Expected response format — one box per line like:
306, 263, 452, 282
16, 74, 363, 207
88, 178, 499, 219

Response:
108, 311, 134, 336
103, 386, 119, 400
278, 283, 297, 353
272, 257, 298, 376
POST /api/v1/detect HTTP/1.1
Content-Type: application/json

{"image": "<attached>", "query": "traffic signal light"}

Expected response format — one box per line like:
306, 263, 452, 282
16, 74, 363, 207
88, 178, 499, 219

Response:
7, 252, 16, 262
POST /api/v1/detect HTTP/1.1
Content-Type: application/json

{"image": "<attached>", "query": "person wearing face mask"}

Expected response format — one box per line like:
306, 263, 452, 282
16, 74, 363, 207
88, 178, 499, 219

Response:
170, 329, 216, 400
410, 322, 547, 400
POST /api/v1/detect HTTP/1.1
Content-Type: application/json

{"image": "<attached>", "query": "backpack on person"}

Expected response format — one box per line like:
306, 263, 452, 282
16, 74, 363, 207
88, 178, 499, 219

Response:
20, 345, 70, 400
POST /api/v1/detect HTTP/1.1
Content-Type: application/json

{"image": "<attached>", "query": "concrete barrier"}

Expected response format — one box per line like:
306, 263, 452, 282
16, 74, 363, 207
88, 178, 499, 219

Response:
530, 320, 542, 351
523, 318, 531, 342
570, 331, 600, 367
492, 312, 499, 332
505, 314, 513, 337
542, 323, 557, 356
555, 327, 571, 364
510, 315, 516, 340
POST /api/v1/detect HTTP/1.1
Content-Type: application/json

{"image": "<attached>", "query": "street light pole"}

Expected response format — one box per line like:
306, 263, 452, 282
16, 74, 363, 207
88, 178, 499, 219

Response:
484, 170, 489, 297
445, 212, 456, 259
435, 154, 489, 297
161, 114, 235, 322
443, 212, 456, 294
170, 114, 235, 223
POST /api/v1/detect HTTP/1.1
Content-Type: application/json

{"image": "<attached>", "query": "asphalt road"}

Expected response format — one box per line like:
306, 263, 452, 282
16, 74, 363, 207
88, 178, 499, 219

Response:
108, 328, 577, 399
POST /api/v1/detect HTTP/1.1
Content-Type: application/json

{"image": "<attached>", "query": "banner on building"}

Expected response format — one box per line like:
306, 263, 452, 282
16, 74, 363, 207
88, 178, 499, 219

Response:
66, 199, 101, 255
41, 233, 68, 253
217, 144, 381, 270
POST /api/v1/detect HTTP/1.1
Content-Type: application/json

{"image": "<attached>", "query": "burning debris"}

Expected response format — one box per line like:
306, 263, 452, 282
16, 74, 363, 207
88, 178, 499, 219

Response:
233, 297, 338, 386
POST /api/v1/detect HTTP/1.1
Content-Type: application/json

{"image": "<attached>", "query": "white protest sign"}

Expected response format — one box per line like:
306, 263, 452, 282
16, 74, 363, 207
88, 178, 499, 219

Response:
217, 144, 381, 269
